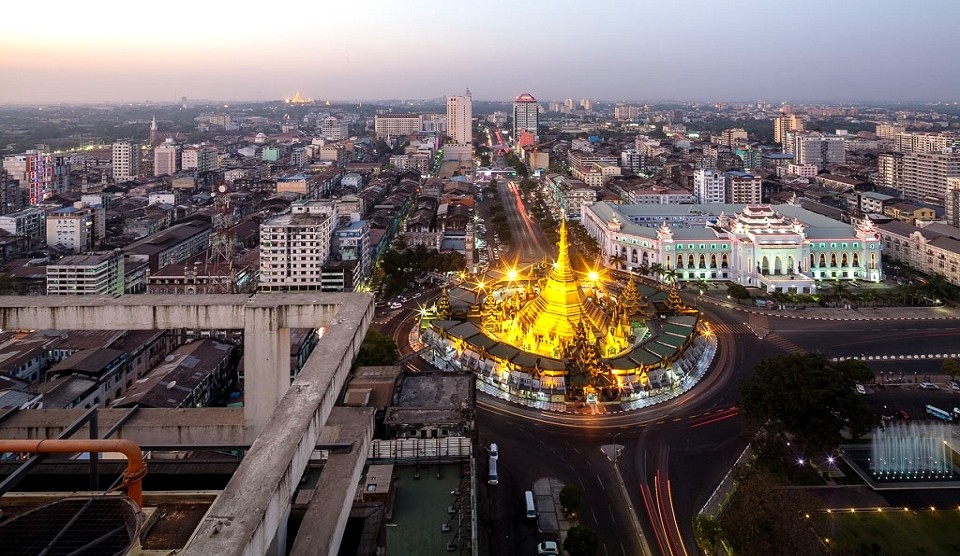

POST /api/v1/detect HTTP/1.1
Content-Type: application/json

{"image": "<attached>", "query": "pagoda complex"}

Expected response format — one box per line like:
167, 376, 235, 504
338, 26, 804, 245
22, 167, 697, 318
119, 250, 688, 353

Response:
481, 220, 635, 359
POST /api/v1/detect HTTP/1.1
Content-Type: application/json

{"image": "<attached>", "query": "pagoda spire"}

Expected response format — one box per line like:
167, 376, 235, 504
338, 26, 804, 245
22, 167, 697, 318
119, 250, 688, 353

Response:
550, 218, 576, 282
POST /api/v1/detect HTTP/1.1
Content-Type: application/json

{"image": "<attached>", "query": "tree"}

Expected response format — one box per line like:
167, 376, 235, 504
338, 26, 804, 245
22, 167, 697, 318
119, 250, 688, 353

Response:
834, 358, 875, 383
563, 525, 599, 556
559, 484, 582, 517
738, 353, 880, 453
354, 328, 398, 368
727, 283, 751, 302
607, 252, 626, 270
943, 358, 960, 380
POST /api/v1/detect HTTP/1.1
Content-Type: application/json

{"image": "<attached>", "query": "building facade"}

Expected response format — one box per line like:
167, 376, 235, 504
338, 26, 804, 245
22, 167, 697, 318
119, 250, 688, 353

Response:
112, 140, 142, 182
774, 114, 804, 144
46, 207, 94, 254
793, 133, 845, 170
878, 221, 960, 287
154, 141, 181, 177
47, 251, 125, 296
725, 171, 762, 204
581, 202, 882, 293
258, 203, 334, 292
446, 91, 473, 146
880, 151, 960, 201
694, 169, 725, 204
374, 114, 422, 138
512, 93, 539, 143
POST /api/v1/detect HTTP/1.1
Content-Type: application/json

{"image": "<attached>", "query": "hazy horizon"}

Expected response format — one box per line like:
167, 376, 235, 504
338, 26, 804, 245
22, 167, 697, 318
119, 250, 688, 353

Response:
3, 0, 959, 105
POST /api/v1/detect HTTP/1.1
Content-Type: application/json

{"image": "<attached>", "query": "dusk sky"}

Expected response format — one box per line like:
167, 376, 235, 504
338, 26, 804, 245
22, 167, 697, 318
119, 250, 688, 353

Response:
3, 0, 958, 104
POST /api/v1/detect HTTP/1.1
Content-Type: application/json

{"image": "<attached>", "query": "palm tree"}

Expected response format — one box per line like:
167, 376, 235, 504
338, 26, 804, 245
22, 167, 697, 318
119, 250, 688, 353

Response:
608, 252, 626, 271
635, 261, 651, 279
649, 263, 665, 283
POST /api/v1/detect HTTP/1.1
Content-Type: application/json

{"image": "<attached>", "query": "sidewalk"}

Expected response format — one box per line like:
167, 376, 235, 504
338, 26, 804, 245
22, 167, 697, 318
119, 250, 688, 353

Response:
698, 292, 960, 321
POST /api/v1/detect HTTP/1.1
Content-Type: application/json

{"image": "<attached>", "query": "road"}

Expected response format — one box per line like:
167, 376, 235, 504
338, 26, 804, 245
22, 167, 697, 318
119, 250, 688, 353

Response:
497, 180, 552, 263
372, 181, 960, 554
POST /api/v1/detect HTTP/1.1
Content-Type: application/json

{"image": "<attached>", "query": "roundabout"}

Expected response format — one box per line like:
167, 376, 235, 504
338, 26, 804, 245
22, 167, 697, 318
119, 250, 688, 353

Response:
412, 220, 719, 415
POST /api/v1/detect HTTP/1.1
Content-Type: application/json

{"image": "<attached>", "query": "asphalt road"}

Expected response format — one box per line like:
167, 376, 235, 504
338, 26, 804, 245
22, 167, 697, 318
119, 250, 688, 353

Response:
371, 185, 960, 555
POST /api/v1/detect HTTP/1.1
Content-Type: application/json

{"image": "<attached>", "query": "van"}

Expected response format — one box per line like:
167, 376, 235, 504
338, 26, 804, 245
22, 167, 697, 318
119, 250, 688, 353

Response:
524, 490, 536, 519
487, 457, 498, 485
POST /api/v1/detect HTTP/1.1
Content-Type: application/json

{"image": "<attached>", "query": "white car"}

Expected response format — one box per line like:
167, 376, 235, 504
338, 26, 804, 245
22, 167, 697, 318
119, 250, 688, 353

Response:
856, 384, 866, 395
489, 443, 498, 460
537, 541, 559, 555
919, 382, 939, 390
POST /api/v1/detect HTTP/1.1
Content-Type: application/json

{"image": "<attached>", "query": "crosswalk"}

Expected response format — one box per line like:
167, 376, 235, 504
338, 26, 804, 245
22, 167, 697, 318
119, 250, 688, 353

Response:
763, 333, 806, 354
711, 323, 753, 335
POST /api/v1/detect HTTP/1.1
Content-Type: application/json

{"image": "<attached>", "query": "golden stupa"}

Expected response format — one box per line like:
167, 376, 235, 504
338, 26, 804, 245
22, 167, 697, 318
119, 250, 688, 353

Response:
484, 220, 631, 359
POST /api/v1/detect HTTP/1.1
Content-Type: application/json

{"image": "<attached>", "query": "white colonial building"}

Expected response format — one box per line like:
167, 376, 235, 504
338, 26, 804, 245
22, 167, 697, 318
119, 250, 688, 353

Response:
582, 202, 883, 293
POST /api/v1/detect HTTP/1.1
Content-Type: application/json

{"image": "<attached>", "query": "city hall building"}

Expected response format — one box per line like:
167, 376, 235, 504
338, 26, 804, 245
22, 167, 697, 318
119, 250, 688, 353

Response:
581, 202, 883, 293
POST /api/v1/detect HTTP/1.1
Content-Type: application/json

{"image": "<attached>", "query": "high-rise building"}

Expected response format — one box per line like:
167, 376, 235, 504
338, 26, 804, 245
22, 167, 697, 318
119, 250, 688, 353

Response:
725, 171, 763, 204
0, 169, 23, 214
373, 113, 422, 138
446, 90, 473, 146
620, 150, 645, 173
46, 206, 95, 254
2, 150, 68, 205
719, 128, 748, 147
793, 133, 845, 170
895, 132, 960, 153
320, 116, 349, 141
112, 140, 142, 182
946, 177, 960, 227
47, 251, 125, 296
154, 140, 181, 177
875, 124, 905, 140
694, 169, 725, 204
774, 114, 804, 144
182, 145, 219, 172
258, 200, 334, 292
513, 93, 539, 143
882, 151, 960, 201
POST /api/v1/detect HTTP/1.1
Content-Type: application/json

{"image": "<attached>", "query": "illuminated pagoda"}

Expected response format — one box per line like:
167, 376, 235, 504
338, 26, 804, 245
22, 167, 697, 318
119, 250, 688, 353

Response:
425, 217, 706, 403
485, 220, 631, 359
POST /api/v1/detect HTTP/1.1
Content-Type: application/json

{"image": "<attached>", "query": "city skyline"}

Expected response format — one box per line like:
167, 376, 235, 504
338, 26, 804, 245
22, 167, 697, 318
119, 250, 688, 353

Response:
3, 0, 960, 104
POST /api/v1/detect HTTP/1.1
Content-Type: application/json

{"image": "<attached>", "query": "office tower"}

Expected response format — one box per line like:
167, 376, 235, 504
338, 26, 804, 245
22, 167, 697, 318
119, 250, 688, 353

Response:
793, 133, 845, 170
774, 114, 804, 144
513, 93, 539, 143
112, 140, 142, 182
694, 169, 725, 204
446, 90, 473, 146
154, 140, 181, 177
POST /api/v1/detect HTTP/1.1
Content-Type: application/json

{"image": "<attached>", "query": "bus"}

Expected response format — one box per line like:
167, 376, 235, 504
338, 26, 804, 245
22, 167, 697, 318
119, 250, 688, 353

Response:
487, 457, 498, 485
926, 404, 952, 421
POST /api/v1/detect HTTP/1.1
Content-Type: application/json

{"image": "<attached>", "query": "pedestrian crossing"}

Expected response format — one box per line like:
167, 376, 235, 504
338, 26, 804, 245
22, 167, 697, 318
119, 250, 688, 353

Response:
711, 323, 753, 335
764, 333, 806, 354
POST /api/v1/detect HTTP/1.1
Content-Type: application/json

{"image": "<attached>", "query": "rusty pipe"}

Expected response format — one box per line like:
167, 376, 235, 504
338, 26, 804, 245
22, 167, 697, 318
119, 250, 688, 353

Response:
0, 439, 146, 508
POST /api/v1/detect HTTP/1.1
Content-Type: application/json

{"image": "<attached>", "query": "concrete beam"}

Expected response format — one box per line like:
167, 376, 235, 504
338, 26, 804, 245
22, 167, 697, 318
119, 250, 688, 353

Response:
0, 408, 246, 446
0, 293, 373, 434
183, 295, 372, 556
290, 408, 374, 556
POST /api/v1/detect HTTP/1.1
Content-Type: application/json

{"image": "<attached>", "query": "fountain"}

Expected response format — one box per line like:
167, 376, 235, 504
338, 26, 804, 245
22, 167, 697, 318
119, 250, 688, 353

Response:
870, 422, 952, 479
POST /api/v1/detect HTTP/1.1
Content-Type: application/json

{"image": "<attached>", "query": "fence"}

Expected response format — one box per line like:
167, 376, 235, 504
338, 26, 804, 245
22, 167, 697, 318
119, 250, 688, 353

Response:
368, 436, 473, 463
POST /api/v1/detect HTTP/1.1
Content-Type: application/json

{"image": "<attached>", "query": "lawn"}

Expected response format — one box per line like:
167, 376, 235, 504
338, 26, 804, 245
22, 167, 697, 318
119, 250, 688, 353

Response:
817, 509, 960, 555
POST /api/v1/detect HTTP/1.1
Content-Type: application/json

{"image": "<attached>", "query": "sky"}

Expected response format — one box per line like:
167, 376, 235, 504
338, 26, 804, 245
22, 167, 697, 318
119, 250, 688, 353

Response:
2, 0, 959, 104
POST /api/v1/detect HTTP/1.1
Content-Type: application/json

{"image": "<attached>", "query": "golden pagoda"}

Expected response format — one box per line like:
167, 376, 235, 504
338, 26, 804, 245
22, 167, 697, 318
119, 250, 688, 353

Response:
485, 220, 631, 358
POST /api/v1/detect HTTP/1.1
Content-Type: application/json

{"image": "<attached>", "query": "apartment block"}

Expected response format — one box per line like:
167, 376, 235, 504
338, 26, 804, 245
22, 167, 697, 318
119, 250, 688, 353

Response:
47, 251, 125, 296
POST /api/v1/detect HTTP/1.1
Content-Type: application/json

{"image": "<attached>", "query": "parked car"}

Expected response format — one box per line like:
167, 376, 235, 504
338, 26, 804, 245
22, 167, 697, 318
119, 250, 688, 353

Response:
537, 541, 559, 555
920, 382, 940, 390
489, 443, 498, 460
856, 384, 866, 395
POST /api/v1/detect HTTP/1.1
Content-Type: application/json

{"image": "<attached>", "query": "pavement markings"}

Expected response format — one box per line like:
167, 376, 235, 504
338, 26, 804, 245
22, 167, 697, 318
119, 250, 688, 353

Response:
763, 333, 806, 354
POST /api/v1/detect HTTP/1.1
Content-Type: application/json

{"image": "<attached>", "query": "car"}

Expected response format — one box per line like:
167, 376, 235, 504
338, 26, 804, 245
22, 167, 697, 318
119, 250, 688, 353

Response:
856, 384, 866, 395
389, 302, 402, 310
920, 382, 940, 390
537, 541, 559, 555
951, 381, 960, 391
489, 443, 498, 460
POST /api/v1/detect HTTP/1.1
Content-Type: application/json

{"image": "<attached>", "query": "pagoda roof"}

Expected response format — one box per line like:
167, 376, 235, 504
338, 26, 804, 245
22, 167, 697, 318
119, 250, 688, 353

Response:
488, 343, 520, 360
627, 348, 662, 367
645, 342, 678, 359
